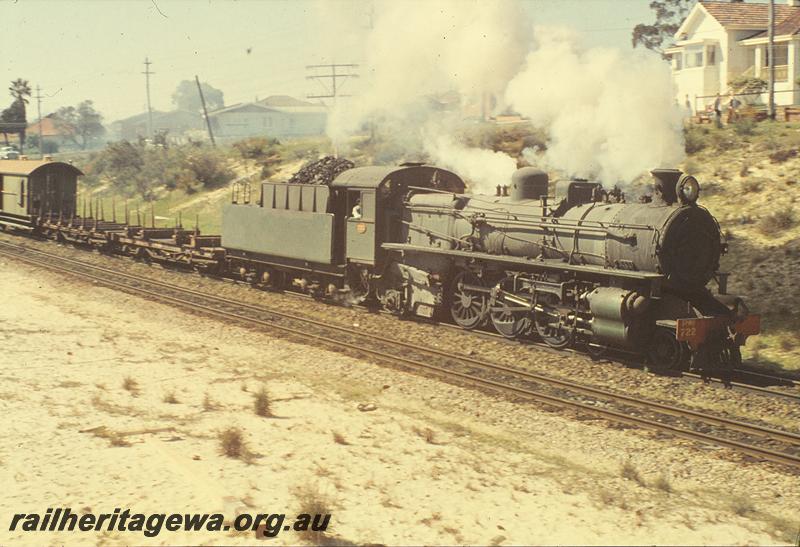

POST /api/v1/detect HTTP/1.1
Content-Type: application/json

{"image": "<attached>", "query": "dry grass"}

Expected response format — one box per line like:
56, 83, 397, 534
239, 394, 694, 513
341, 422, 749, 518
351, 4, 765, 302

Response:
653, 474, 672, 493
728, 495, 756, 517
253, 386, 272, 417
122, 376, 139, 395
202, 392, 219, 411
412, 426, 440, 445
219, 427, 249, 460
620, 460, 645, 486
293, 485, 334, 544
332, 431, 350, 445
759, 207, 797, 235
86, 426, 131, 447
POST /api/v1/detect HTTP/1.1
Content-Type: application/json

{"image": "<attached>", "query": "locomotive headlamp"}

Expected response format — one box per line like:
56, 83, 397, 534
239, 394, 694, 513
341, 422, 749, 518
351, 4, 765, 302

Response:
676, 175, 700, 204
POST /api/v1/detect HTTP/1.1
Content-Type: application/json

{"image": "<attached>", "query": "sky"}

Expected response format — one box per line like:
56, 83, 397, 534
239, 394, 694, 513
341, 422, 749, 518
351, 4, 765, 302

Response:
1, 0, 657, 123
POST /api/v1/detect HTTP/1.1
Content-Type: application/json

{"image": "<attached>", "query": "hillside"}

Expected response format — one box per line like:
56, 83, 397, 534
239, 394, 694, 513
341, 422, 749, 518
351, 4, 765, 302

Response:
680, 122, 800, 372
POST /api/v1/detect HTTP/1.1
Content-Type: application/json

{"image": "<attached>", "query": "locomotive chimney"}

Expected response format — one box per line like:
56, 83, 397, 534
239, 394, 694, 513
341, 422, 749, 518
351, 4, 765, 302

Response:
650, 168, 682, 205
510, 167, 548, 201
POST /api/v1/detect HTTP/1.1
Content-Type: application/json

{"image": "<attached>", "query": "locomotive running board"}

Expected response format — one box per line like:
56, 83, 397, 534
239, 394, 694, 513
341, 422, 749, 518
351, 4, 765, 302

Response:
381, 243, 665, 281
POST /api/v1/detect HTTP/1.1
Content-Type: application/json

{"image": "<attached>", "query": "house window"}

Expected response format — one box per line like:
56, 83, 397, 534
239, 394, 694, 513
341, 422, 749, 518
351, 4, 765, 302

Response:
685, 49, 703, 68
674, 54, 683, 71
765, 43, 789, 66
706, 45, 716, 66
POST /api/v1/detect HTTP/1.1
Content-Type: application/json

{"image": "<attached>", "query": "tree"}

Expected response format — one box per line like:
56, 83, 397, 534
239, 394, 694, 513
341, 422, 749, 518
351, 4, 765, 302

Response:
1, 78, 31, 148
632, 0, 694, 56
53, 100, 106, 149
171, 80, 224, 112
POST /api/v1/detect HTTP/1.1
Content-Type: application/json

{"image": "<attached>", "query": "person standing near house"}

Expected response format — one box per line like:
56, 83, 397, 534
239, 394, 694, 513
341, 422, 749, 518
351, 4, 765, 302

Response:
727, 91, 741, 124
684, 94, 694, 123
713, 93, 723, 128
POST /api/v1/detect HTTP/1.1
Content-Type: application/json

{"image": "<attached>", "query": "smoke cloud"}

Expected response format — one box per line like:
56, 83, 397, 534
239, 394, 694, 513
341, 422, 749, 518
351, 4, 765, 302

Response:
506, 26, 686, 184
322, 1, 684, 193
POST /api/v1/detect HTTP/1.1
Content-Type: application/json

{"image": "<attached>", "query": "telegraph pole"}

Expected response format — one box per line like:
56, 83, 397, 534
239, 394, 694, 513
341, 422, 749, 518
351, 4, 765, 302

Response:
768, 0, 776, 120
306, 63, 359, 105
143, 57, 155, 138
195, 75, 216, 147
35, 85, 44, 159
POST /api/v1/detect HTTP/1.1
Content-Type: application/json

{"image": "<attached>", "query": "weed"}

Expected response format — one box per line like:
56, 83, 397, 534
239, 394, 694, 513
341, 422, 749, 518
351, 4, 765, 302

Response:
620, 460, 645, 485
332, 431, 350, 445
293, 485, 333, 544
219, 427, 248, 459
739, 162, 750, 177
653, 474, 672, 493
122, 376, 139, 395
412, 426, 439, 445
769, 148, 798, 163
729, 495, 756, 516
759, 207, 797, 235
253, 386, 272, 417
202, 392, 219, 411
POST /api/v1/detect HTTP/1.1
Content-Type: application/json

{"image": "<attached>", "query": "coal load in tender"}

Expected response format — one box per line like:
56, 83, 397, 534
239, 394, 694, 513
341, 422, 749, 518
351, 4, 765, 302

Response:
288, 156, 355, 185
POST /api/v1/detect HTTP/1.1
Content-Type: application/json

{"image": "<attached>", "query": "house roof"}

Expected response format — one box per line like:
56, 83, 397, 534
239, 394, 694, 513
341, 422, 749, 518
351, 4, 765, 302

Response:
700, 1, 798, 28
26, 117, 64, 137
208, 102, 275, 116
0, 159, 83, 177
747, 8, 800, 38
259, 95, 316, 107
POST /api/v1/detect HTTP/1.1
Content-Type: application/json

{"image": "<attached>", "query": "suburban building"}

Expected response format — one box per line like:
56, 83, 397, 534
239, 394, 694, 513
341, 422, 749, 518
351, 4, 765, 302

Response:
26, 116, 73, 147
207, 95, 327, 140
667, 0, 800, 109
109, 110, 203, 142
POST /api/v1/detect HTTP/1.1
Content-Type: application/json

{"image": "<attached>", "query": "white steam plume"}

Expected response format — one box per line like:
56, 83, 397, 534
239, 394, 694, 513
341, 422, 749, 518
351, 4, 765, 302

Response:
507, 26, 685, 183
321, 2, 685, 192
324, 0, 532, 192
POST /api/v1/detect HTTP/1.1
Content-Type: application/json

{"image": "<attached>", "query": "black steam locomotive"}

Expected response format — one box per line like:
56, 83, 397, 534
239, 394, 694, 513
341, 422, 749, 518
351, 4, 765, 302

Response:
0, 158, 760, 373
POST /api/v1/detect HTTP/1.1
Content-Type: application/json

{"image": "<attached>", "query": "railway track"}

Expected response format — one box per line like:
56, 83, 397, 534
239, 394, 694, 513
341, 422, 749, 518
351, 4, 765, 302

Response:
1, 239, 800, 471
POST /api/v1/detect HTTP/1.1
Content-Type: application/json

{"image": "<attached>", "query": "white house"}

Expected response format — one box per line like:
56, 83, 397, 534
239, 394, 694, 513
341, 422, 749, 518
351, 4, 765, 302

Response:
667, 0, 800, 109
208, 96, 327, 141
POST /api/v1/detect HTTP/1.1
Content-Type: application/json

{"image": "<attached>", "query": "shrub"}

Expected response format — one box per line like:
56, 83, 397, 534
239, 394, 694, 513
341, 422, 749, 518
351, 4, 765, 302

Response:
122, 376, 139, 394
253, 386, 272, 417
733, 117, 756, 136
620, 460, 644, 485
683, 126, 707, 154
232, 137, 280, 159
759, 207, 796, 234
769, 148, 798, 163
219, 427, 248, 459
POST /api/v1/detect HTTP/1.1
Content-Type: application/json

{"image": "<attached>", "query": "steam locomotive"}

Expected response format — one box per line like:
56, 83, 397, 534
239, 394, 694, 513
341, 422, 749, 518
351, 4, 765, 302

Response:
0, 158, 760, 373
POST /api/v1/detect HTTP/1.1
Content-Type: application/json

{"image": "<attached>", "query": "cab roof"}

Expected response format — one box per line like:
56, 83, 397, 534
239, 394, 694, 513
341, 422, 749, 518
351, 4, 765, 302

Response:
0, 159, 84, 177
330, 164, 465, 193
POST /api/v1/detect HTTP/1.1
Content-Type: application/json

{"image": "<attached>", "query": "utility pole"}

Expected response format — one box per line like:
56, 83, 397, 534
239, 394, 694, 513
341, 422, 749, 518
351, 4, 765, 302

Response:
143, 57, 155, 138
35, 85, 44, 159
768, 0, 776, 120
195, 75, 216, 147
306, 63, 359, 105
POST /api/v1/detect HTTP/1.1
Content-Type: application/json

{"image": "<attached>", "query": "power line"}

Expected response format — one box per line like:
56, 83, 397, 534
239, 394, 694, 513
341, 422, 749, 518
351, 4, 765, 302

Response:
306, 63, 359, 105
142, 57, 155, 138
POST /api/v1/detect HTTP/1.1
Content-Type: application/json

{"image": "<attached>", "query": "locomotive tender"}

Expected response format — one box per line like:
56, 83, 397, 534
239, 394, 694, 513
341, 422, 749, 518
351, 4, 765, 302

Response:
0, 158, 760, 373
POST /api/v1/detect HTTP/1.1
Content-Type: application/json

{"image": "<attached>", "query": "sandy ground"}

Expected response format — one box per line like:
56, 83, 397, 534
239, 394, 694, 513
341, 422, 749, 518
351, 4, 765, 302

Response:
0, 258, 798, 546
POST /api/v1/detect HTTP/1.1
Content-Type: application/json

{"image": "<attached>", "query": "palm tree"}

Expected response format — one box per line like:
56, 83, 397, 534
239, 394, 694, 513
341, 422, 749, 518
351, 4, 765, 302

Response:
8, 79, 31, 151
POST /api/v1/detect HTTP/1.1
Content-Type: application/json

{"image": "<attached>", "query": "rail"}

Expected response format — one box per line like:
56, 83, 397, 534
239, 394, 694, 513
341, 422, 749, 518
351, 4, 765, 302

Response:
1, 239, 798, 470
